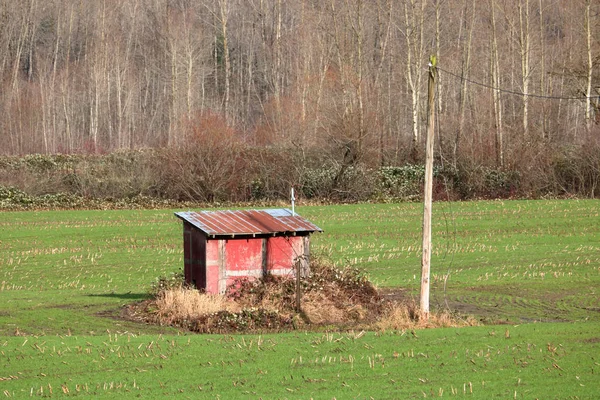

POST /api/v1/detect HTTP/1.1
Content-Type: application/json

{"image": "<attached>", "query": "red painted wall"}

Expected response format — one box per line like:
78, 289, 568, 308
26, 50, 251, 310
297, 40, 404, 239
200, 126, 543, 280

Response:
267, 236, 300, 276
182, 222, 309, 294
225, 239, 262, 272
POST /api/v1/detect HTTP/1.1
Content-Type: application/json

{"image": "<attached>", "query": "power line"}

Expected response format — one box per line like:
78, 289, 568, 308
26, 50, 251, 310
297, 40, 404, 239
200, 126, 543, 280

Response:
437, 66, 598, 101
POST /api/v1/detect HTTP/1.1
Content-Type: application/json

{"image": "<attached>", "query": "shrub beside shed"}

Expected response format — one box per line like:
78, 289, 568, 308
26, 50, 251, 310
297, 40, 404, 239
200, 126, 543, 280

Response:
174, 209, 322, 294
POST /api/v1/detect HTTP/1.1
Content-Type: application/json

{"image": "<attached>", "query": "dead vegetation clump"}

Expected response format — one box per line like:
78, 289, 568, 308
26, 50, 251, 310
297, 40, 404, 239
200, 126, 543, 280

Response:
128, 260, 476, 333
229, 260, 382, 328
153, 289, 238, 325
376, 299, 479, 331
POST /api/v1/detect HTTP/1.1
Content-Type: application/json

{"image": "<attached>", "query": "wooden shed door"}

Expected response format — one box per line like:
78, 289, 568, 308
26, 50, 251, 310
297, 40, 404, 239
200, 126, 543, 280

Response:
190, 229, 206, 290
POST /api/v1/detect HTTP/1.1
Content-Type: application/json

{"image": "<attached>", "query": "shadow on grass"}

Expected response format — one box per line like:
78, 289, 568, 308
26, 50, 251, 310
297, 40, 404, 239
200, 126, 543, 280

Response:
88, 292, 150, 301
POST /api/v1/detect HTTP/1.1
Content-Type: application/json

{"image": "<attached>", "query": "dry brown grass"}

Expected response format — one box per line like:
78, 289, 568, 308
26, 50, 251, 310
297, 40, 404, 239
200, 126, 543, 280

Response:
376, 299, 479, 331
154, 288, 239, 325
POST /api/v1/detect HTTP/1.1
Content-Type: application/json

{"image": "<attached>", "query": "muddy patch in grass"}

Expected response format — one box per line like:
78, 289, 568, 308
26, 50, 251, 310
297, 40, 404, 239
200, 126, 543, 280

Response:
432, 284, 596, 324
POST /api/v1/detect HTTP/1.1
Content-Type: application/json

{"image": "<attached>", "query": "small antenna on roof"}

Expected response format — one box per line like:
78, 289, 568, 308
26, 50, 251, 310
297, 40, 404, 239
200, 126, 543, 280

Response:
291, 187, 296, 216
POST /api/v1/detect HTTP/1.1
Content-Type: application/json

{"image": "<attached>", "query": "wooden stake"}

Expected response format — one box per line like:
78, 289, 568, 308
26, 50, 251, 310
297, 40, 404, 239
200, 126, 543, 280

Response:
295, 257, 302, 312
420, 55, 437, 322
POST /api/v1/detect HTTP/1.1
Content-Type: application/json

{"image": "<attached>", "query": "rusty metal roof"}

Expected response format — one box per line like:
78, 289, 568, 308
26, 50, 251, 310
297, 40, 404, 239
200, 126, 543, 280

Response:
175, 208, 322, 237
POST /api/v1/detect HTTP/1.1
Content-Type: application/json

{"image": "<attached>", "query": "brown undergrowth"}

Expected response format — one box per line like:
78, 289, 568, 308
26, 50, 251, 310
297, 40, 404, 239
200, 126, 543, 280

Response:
124, 260, 477, 334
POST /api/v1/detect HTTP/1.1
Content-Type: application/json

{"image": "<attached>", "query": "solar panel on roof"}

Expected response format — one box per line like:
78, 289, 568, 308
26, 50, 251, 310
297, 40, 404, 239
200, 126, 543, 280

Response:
264, 208, 293, 217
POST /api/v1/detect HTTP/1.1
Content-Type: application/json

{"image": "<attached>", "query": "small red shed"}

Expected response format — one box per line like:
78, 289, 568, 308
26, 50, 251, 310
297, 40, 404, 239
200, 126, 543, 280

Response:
174, 208, 322, 294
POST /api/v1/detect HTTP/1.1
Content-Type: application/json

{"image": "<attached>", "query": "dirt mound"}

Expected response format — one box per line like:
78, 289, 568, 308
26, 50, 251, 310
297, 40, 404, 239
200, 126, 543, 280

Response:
124, 261, 385, 333
123, 261, 475, 334
229, 262, 384, 329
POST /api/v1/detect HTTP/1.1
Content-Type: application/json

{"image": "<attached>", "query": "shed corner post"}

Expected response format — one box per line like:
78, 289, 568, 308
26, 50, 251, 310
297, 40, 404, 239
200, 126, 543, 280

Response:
301, 236, 310, 278
261, 237, 268, 277
218, 239, 227, 295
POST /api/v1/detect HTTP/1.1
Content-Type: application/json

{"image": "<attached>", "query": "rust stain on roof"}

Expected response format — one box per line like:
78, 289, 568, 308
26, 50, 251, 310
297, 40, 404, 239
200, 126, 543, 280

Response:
175, 208, 322, 237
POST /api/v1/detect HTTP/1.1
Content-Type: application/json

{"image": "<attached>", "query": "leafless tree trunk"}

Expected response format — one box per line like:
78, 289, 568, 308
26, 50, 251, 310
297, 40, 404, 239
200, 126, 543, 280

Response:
354, 0, 365, 157
518, 0, 531, 138
584, 0, 593, 133
219, 0, 231, 122
491, 0, 504, 167
434, 0, 443, 156
403, 0, 427, 158
538, 0, 547, 139
454, 0, 475, 165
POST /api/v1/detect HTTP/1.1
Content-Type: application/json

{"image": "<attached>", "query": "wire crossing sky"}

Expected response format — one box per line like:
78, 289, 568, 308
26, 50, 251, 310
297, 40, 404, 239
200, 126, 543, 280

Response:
437, 66, 598, 101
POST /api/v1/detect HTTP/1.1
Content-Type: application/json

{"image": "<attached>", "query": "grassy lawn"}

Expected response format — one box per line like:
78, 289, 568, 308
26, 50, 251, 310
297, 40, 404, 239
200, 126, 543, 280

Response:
1, 323, 598, 399
1, 199, 599, 398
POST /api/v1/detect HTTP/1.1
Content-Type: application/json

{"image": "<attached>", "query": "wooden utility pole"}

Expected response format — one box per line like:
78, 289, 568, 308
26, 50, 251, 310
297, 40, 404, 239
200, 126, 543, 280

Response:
420, 55, 437, 322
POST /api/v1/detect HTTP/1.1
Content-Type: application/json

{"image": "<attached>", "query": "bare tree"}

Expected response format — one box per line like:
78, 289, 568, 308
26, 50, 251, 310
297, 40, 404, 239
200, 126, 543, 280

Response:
490, 0, 504, 166
518, 0, 531, 138
0, 0, 596, 171
454, 0, 476, 165
402, 0, 427, 158
218, 0, 232, 122
584, 0, 594, 132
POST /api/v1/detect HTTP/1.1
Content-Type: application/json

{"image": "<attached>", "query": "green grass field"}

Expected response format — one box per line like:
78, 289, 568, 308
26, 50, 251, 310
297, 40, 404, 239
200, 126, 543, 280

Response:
1, 199, 599, 398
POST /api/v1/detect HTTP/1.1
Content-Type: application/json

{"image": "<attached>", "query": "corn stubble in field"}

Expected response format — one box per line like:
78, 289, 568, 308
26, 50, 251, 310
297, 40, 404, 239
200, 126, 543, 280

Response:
135, 260, 474, 334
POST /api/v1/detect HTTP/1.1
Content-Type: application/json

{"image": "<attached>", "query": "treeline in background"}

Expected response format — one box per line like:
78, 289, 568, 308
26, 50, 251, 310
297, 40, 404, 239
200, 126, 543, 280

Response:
0, 0, 599, 205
